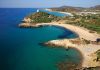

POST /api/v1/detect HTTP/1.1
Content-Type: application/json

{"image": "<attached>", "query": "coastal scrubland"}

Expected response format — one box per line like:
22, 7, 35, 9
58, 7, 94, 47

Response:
96, 50, 100, 61
50, 5, 100, 33
24, 11, 100, 33
64, 14, 100, 33
26, 12, 61, 23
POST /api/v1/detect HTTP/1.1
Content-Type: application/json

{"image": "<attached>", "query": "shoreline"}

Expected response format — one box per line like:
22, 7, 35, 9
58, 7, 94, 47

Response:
57, 47, 83, 70
45, 25, 79, 38
45, 8, 74, 16
19, 22, 100, 68
29, 22, 99, 41
44, 39, 100, 67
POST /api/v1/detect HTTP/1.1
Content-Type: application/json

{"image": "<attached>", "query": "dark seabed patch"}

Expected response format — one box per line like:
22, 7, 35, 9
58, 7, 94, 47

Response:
56, 48, 83, 70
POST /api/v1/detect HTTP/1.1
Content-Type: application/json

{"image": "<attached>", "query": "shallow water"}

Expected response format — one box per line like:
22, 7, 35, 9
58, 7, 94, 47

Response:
40, 9, 71, 17
0, 8, 82, 70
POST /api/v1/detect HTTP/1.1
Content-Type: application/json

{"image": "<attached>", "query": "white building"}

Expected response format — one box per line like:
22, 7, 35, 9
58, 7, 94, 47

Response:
77, 12, 98, 16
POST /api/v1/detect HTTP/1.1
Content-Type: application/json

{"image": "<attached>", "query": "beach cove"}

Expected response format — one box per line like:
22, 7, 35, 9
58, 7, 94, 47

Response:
20, 21, 100, 67
19, 8, 100, 69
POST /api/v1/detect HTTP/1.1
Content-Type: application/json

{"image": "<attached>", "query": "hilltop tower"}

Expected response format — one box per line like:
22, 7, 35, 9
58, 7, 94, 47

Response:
37, 9, 39, 12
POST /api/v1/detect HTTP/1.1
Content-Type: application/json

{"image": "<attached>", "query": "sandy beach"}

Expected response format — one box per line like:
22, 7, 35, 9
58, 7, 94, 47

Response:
19, 21, 100, 68
36, 22, 100, 41
37, 22, 100, 67
36, 22, 100, 67
45, 39, 100, 67
45, 8, 74, 16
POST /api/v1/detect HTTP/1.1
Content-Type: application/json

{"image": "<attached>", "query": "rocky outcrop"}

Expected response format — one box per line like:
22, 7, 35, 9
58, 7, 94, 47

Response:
19, 23, 43, 28
42, 39, 85, 48
41, 41, 67, 48
22, 18, 32, 23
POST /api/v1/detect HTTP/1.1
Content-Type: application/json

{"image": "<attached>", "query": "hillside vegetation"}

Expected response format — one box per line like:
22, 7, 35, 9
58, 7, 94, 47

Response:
50, 5, 100, 12
25, 11, 100, 33
26, 12, 60, 23
96, 50, 100, 61
64, 14, 100, 33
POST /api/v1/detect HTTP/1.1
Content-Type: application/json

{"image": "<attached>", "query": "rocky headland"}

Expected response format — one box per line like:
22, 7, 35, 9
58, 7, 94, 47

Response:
19, 10, 100, 70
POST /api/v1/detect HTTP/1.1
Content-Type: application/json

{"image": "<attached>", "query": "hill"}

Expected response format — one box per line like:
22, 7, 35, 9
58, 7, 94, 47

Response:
26, 12, 60, 23
90, 5, 100, 10
50, 6, 82, 12
50, 5, 100, 12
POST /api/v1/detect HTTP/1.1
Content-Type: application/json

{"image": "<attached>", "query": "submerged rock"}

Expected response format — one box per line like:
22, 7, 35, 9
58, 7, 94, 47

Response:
57, 61, 82, 70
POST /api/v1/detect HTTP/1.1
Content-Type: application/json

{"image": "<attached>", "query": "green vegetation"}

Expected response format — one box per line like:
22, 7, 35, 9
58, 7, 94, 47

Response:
65, 14, 100, 33
26, 11, 100, 33
27, 12, 60, 23
96, 50, 100, 61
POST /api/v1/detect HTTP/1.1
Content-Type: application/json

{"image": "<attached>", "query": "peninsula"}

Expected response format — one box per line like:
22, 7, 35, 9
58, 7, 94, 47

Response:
19, 8, 100, 69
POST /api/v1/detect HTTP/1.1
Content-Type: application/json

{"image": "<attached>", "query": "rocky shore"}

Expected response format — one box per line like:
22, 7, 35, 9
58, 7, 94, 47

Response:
19, 17, 100, 69
19, 23, 41, 28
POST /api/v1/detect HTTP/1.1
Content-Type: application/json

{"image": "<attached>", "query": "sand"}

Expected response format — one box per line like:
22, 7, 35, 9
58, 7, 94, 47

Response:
36, 22, 100, 67
46, 39, 100, 67
37, 22, 99, 41
45, 8, 73, 16
19, 21, 100, 67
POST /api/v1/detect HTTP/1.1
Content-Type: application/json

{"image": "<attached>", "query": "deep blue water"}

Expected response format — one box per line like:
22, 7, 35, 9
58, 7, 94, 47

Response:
0, 8, 82, 70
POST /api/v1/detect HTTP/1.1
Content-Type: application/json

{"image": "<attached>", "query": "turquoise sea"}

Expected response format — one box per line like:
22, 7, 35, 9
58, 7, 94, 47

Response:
0, 8, 82, 70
